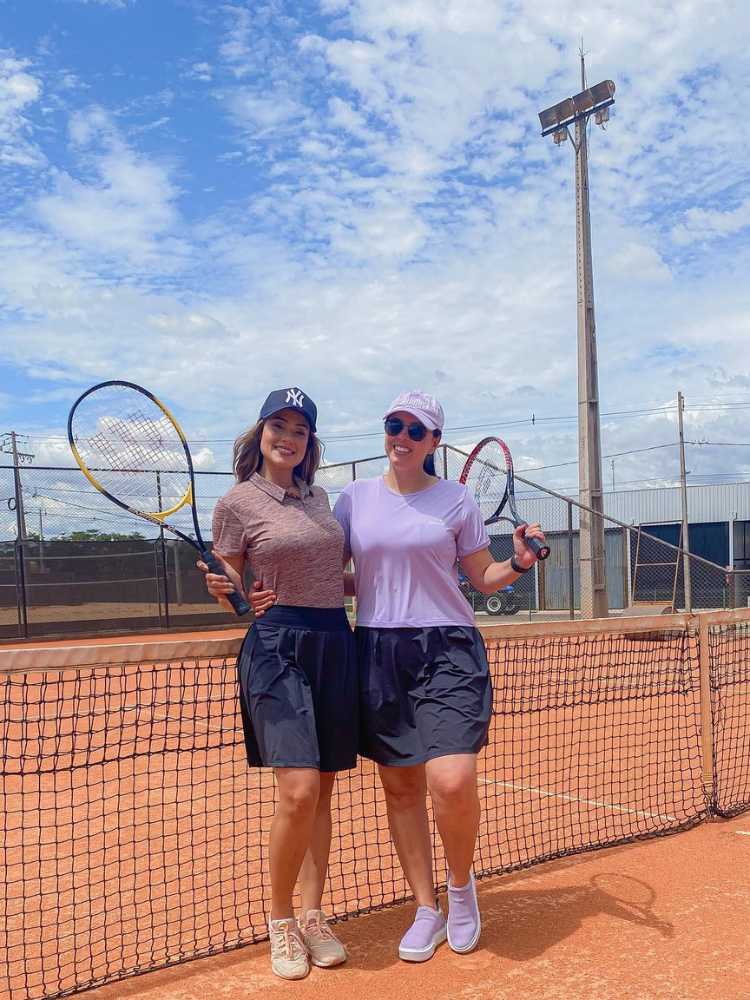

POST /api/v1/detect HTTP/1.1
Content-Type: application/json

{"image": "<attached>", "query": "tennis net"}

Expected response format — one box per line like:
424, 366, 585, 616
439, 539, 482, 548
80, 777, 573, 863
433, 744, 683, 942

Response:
1, 611, 748, 999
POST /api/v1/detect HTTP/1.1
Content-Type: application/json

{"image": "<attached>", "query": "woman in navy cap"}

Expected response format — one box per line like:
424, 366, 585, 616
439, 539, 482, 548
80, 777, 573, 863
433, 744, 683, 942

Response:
202, 387, 358, 981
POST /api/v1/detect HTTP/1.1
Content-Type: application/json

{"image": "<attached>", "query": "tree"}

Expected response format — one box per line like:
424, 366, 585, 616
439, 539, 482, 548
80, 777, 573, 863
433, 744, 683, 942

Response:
61, 529, 147, 541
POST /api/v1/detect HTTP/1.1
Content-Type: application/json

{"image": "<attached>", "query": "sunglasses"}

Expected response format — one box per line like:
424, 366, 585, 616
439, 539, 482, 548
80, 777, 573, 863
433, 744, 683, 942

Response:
384, 417, 429, 441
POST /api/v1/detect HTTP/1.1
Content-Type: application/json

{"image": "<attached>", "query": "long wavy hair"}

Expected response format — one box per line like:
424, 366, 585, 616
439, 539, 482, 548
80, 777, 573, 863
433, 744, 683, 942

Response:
234, 419, 322, 485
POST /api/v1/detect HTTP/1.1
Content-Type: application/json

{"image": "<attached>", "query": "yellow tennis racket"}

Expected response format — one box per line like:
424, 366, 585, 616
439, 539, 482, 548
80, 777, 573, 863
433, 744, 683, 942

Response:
67, 379, 250, 616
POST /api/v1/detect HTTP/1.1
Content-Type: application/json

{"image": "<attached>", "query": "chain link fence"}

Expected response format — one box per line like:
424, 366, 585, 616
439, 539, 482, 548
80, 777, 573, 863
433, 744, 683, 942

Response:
1, 449, 748, 639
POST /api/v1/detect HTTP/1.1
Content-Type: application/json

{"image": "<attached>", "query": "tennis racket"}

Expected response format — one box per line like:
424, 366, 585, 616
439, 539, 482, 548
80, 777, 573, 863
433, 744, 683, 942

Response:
459, 436, 550, 561
67, 380, 251, 616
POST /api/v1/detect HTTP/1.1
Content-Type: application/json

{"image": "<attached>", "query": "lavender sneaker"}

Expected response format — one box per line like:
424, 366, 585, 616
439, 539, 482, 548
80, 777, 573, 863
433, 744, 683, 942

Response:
447, 872, 481, 954
398, 904, 447, 962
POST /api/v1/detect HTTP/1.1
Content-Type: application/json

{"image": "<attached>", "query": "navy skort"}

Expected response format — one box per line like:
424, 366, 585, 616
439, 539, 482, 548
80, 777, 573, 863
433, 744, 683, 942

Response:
355, 625, 492, 766
237, 605, 358, 772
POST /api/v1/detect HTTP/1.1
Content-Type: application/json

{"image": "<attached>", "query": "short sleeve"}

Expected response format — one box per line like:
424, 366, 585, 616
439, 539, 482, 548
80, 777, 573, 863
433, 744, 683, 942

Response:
332, 484, 352, 564
456, 488, 490, 558
311, 484, 332, 510
212, 496, 246, 556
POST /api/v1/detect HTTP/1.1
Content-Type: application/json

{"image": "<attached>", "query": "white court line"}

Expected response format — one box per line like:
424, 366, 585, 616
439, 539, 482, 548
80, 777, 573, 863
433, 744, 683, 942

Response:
479, 777, 678, 823
734, 831, 750, 837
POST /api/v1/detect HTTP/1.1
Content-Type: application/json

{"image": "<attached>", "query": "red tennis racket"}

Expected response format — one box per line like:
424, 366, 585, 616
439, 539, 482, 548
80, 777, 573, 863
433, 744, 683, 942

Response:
459, 436, 550, 561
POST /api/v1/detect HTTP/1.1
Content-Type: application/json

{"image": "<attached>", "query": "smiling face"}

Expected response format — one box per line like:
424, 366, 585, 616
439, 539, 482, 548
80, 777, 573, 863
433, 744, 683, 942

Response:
260, 408, 311, 474
384, 409, 439, 472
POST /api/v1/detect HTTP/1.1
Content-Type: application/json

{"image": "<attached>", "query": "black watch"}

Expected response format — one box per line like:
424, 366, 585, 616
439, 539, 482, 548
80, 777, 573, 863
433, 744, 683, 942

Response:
510, 555, 529, 574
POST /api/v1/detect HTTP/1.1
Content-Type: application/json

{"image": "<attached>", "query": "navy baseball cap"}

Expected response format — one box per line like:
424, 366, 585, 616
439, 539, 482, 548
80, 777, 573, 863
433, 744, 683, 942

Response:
258, 387, 317, 432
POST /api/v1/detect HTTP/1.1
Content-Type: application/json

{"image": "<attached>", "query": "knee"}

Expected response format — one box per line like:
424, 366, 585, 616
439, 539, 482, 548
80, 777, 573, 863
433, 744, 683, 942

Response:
381, 774, 426, 813
278, 778, 320, 821
429, 773, 477, 810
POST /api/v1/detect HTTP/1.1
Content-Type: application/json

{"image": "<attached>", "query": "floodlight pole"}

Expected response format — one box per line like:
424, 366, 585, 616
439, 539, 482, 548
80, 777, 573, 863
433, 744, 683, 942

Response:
573, 54, 608, 619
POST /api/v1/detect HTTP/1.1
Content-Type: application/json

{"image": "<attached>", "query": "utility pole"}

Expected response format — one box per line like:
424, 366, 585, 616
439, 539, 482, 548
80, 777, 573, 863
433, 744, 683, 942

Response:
677, 392, 692, 613
538, 53, 613, 618
1, 432, 34, 541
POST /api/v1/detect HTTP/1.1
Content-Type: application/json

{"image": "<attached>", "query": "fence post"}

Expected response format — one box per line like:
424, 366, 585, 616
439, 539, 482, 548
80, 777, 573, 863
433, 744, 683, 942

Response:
727, 569, 737, 609
155, 471, 170, 629
11, 459, 29, 637
567, 501, 575, 620
14, 541, 28, 638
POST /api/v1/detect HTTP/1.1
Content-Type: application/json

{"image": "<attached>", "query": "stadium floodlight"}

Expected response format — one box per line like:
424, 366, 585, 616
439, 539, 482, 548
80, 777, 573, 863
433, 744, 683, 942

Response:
538, 79, 615, 137
538, 56, 615, 620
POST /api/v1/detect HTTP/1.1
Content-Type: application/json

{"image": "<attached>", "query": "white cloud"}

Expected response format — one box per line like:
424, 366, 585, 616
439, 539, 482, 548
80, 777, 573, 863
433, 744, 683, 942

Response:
672, 199, 750, 246
34, 107, 186, 270
0, 54, 45, 168
186, 62, 213, 82
227, 90, 307, 131
70, 0, 133, 7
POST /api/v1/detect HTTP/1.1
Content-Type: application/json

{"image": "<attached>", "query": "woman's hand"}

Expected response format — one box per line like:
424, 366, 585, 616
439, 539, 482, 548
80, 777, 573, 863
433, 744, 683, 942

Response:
196, 556, 246, 614
512, 523, 547, 570
247, 580, 277, 618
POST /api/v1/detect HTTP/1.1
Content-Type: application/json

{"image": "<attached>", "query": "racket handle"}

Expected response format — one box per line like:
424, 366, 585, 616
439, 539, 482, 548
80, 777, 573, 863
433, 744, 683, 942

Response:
203, 551, 252, 617
527, 536, 550, 561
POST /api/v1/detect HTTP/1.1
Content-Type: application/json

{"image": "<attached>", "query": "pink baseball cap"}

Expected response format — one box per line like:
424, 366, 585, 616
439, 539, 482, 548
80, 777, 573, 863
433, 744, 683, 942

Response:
384, 390, 445, 432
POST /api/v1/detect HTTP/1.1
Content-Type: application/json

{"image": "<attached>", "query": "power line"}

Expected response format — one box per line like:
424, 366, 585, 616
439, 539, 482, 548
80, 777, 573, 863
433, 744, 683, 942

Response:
518, 442, 679, 474
688, 440, 750, 447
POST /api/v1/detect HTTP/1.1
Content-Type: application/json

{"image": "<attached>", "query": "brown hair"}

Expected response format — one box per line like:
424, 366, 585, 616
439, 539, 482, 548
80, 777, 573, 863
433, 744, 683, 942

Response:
233, 419, 323, 485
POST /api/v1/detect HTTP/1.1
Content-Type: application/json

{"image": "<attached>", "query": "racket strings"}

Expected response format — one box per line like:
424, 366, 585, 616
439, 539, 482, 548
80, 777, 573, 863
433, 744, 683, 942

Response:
71, 389, 192, 518
463, 443, 513, 530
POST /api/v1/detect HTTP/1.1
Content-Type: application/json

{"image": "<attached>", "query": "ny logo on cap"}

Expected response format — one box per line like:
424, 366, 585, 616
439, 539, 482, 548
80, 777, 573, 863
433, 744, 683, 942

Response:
286, 388, 304, 408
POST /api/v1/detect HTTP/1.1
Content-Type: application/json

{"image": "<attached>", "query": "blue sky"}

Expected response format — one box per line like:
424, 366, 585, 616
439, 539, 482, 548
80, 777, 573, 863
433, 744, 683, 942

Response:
1, 0, 749, 516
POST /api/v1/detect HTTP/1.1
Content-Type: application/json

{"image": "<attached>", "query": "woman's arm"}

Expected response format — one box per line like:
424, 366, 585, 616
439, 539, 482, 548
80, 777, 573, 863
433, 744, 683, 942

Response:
460, 523, 546, 595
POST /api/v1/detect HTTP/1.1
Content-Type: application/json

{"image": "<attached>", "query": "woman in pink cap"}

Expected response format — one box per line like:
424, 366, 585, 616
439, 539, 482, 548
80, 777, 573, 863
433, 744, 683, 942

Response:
207, 390, 546, 963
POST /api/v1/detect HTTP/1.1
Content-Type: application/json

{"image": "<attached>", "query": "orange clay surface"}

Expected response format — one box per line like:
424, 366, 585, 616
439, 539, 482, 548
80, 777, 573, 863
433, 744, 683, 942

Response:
78, 815, 750, 1000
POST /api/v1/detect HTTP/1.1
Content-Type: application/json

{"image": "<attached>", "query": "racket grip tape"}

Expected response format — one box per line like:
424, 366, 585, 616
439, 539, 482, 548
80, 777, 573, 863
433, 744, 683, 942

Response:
527, 536, 551, 561
203, 552, 252, 616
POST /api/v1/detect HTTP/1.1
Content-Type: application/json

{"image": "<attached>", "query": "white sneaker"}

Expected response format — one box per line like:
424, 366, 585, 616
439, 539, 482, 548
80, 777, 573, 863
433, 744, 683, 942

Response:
268, 917, 310, 980
300, 909, 347, 967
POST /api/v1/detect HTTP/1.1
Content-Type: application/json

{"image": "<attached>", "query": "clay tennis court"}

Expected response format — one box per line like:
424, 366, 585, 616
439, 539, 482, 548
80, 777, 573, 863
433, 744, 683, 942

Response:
1, 610, 749, 1000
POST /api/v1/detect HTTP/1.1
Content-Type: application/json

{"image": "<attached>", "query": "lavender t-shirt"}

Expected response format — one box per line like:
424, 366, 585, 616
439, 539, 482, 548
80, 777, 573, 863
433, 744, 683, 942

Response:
333, 477, 489, 628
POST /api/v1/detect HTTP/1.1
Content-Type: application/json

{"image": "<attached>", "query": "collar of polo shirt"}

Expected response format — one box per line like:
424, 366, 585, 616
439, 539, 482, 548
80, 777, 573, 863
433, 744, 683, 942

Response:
249, 472, 312, 502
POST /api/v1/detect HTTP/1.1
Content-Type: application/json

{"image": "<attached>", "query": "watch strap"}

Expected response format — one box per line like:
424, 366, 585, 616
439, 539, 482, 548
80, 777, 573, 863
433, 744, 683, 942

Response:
510, 554, 529, 574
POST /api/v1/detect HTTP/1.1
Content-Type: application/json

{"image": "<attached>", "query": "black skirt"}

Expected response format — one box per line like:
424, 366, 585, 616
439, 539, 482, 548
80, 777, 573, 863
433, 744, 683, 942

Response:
237, 605, 359, 772
355, 625, 492, 767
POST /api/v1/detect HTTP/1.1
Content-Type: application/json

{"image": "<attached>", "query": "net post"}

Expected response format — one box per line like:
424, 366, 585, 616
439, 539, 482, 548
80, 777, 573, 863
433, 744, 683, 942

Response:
697, 612, 715, 803
442, 445, 448, 480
